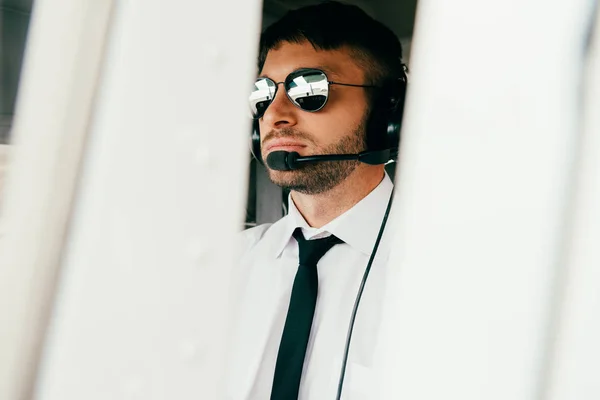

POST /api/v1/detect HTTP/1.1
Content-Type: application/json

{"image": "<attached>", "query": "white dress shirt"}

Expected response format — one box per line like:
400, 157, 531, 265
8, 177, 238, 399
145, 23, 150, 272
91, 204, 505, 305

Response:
226, 173, 395, 400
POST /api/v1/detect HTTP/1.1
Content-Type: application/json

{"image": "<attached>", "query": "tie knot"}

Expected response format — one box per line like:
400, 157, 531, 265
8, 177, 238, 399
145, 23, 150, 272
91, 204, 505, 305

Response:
292, 228, 343, 266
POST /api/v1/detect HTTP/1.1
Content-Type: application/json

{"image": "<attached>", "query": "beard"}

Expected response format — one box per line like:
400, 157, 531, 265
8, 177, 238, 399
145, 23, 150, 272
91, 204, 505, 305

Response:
262, 118, 367, 195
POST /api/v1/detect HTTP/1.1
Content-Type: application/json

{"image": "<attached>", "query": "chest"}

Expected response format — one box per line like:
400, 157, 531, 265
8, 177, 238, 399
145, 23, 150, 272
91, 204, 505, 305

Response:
240, 244, 390, 399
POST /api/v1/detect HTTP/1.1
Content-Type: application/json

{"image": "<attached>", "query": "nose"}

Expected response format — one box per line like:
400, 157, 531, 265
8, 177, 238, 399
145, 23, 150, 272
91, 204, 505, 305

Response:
260, 83, 298, 130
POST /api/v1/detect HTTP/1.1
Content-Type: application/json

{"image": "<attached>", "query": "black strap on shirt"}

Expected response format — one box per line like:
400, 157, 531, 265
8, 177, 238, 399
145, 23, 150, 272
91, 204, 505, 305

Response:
335, 188, 395, 400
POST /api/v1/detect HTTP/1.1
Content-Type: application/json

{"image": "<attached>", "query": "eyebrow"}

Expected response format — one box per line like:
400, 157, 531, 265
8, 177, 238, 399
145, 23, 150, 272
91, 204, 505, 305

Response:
314, 65, 342, 80
258, 65, 342, 81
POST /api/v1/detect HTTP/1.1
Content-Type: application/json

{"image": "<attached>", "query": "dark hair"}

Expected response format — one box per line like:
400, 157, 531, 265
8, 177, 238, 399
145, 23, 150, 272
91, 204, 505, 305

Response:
258, 1, 405, 87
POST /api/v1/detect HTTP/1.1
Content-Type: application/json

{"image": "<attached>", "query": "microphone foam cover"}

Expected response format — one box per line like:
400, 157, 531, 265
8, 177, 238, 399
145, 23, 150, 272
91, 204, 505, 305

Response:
266, 151, 291, 171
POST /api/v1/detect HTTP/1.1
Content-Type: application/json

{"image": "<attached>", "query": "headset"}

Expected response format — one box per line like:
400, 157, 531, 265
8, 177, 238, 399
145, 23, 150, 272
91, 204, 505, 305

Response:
250, 68, 408, 168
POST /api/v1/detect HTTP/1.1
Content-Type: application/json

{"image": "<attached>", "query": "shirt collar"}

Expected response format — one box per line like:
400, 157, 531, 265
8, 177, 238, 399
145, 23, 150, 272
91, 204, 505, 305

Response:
273, 172, 394, 258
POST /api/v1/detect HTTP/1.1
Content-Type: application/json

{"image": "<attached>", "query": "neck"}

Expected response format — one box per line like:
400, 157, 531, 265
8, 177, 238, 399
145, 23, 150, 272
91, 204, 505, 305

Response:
290, 165, 385, 228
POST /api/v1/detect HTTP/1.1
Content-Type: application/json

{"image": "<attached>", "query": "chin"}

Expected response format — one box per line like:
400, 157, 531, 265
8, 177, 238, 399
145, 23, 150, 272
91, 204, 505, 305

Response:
268, 168, 295, 179
266, 169, 302, 187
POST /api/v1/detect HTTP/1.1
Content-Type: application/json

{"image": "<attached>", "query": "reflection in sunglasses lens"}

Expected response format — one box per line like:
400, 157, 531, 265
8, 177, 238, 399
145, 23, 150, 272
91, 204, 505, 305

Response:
296, 95, 327, 111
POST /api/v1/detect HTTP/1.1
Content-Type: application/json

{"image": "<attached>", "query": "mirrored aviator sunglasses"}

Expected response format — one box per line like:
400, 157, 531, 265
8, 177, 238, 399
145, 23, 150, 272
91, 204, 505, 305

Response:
249, 68, 376, 119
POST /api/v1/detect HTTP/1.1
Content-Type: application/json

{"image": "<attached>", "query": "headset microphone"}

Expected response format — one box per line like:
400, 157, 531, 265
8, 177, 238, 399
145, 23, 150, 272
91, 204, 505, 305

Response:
265, 149, 394, 171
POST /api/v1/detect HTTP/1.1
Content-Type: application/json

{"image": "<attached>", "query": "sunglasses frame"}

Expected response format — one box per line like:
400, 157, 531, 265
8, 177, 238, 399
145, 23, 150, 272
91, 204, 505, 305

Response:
250, 68, 379, 119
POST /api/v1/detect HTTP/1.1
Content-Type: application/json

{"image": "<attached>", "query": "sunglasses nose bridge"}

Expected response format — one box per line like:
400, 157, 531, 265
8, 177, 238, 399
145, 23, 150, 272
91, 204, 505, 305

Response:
261, 81, 300, 127
266, 81, 296, 111
271, 81, 286, 101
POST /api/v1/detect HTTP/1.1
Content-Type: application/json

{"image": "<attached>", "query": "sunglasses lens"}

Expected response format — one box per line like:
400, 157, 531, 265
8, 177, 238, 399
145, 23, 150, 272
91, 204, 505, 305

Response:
249, 70, 329, 118
287, 70, 329, 111
250, 78, 276, 118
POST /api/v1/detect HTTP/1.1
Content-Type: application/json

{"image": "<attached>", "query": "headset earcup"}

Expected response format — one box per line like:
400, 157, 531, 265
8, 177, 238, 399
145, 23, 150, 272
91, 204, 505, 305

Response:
251, 119, 263, 164
366, 75, 406, 159
385, 73, 407, 159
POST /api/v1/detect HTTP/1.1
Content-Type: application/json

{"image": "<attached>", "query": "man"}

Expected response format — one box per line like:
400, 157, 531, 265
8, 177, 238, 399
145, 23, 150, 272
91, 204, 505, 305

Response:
226, 2, 407, 399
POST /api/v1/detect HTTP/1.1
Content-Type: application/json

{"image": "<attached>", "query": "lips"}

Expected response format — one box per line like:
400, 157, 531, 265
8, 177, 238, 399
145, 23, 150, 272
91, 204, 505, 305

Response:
265, 140, 306, 152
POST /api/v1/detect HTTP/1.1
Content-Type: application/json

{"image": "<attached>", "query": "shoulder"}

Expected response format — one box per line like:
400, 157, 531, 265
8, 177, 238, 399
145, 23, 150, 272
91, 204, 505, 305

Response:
232, 221, 284, 285
236, 215, 290, 255
238, 223, 273, 250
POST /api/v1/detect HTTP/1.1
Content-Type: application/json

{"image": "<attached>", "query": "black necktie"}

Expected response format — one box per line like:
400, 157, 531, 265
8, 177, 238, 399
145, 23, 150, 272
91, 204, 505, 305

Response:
270, 228, 343, 400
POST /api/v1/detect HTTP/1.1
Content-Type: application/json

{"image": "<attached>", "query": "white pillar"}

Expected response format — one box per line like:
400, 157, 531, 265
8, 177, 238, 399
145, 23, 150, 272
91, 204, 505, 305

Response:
545, 6, 600, 400
0, 0, 262, 398
376, 0, 596, 399
0, 0, 115, 398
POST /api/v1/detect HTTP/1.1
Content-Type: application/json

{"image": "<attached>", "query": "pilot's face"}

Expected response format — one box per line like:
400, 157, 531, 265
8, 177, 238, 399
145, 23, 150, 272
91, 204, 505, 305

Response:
258, 41, 370, 194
